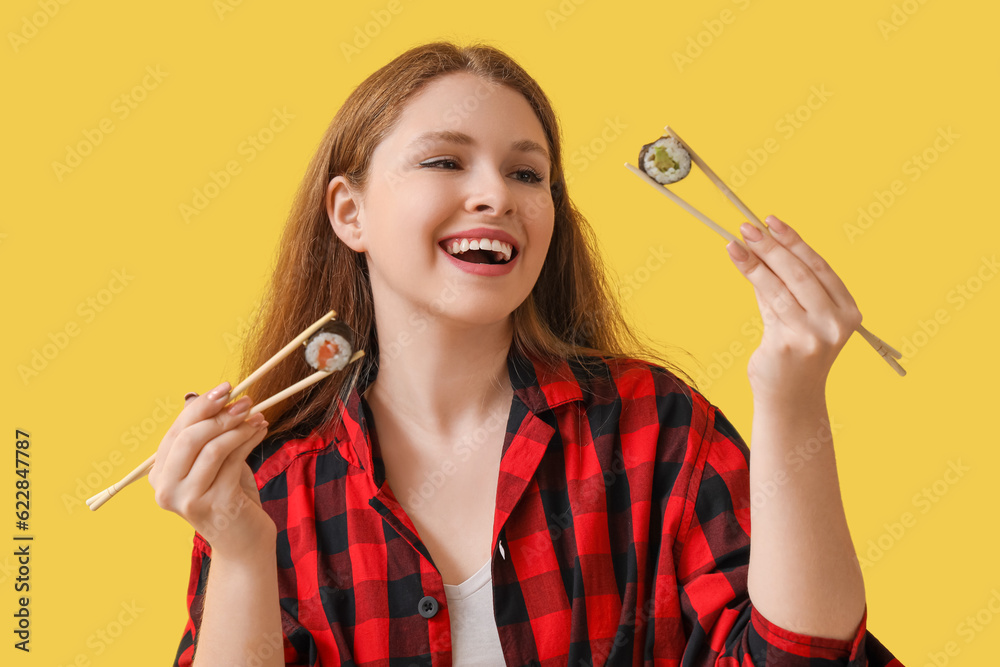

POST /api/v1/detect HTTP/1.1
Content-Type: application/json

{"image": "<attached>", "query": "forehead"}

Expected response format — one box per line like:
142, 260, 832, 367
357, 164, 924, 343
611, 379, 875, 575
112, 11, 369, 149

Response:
385, 72, 547, 146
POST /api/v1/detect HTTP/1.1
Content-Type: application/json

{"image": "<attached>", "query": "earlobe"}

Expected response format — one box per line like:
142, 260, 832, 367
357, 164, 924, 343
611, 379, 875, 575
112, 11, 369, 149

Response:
326, 176, 366, 252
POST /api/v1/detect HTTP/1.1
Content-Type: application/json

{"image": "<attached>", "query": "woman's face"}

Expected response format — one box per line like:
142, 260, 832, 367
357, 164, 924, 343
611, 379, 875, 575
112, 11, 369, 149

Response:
329, 72, 555, 330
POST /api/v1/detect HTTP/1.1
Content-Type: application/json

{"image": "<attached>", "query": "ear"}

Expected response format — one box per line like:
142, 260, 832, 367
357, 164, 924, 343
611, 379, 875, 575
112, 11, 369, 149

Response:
326, 175, 366, 253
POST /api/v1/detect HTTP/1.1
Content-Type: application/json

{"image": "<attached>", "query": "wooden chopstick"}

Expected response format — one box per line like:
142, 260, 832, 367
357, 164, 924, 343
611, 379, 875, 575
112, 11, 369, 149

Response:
624, 163, 749, 250
87, 311, 364, 511
664, 124, 768, 233
857, 324, 902, 359
228, 309, 339, 400
626, 127, 907, 377
659, 127, 906, 373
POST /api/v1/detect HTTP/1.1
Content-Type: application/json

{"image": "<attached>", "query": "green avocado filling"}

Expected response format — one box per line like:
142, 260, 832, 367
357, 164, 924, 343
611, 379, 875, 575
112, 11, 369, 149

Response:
652, 146, 677, 172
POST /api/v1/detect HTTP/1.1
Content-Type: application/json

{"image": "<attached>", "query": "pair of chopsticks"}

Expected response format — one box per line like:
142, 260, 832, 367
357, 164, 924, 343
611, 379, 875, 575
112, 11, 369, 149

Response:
625, 125, 906, 377
87, 310, 365, 512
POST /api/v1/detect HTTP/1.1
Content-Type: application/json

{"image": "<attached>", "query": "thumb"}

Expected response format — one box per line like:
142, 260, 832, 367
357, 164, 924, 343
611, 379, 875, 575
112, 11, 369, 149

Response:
239, 462, 263, 508
234, 425, 269, 506
214, 421, 268, 504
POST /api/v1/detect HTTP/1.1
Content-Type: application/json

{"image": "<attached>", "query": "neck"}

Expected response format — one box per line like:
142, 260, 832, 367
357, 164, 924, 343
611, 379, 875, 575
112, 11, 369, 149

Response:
364, 302, 514, 438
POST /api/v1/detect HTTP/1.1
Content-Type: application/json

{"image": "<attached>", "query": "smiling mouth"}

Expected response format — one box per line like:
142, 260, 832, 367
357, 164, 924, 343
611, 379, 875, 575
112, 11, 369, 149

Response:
456, 249, 507, 264
441, 243, 518, 265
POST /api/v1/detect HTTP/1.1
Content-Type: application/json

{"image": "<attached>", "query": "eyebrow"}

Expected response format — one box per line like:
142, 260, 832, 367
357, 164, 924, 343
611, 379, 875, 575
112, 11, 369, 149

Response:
407, 130, 551, 164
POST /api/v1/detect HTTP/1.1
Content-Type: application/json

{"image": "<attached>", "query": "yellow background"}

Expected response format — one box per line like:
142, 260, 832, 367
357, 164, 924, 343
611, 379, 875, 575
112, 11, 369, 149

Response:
2, 0, 997, 664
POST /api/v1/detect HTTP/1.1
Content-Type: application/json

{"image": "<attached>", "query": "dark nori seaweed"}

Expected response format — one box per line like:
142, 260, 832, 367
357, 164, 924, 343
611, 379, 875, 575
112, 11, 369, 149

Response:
638, 138, 664, 172
306, 319, 355, 353
638, 135, 690, 183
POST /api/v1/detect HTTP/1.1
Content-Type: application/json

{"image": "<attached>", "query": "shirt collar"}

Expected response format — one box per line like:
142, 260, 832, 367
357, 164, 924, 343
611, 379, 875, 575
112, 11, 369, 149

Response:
331, 345, 586, 476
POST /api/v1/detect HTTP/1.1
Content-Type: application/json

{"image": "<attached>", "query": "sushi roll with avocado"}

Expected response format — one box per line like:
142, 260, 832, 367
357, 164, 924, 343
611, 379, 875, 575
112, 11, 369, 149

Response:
304, 320, 354, 372
639, 136, 692, 185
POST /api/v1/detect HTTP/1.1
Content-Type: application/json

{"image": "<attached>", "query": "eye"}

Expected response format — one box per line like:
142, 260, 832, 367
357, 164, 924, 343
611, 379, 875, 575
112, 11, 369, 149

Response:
419, 158, 460, 170
512, 168, 544, 184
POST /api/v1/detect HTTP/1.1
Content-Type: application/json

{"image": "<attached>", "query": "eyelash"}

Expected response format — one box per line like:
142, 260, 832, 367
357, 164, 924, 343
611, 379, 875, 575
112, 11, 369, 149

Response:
419, 159, 544, 184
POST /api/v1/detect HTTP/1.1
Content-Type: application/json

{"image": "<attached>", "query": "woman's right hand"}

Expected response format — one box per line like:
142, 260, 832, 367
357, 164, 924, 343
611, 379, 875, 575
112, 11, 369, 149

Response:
147, 382, 276, 561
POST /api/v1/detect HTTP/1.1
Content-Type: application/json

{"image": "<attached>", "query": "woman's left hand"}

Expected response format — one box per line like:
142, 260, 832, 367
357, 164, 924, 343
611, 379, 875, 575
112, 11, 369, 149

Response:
725, 215, 862, 407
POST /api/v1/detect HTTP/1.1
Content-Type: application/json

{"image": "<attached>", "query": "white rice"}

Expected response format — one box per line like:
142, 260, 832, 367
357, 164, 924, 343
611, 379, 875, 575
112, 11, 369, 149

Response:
642, 136, 692, 184
304, 332, 352, 372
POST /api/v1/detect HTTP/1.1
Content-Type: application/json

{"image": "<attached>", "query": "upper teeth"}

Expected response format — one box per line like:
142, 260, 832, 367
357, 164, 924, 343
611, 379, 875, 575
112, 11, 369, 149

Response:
445, 237, 513, 262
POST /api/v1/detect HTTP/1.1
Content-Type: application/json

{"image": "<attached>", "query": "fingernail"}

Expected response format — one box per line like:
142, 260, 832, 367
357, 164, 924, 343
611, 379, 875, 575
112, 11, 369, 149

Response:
727, 241, 749, 262
228, 396, 252, 415
766, 215, 788, 235
206, 381, 231, 400
247, 412, 266, 427
739, 223, 762, 242
184, 392, 199, 402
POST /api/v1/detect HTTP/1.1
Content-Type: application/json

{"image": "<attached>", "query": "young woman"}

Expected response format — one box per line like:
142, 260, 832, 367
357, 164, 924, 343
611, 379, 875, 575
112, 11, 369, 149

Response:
152, 42, 904, 666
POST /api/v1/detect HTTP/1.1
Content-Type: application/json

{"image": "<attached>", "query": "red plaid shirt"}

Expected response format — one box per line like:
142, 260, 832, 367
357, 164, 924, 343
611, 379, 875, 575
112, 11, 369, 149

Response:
174, 348, 904, 666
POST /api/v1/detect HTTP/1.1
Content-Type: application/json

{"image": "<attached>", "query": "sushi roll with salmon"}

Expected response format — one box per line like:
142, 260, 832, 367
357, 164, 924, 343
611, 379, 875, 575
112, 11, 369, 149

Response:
639, 135, 692, 185
304, 320, 354, 372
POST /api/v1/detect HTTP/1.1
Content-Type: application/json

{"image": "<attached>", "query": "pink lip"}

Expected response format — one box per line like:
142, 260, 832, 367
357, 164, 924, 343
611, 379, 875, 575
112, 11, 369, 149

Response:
437, 227, 520, 253
440, 244, 519, 276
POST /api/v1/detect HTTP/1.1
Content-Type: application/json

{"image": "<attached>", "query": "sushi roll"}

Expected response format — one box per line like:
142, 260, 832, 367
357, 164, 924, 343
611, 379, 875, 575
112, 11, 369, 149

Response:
639, 135, 692, 185
304, 320, 354, 372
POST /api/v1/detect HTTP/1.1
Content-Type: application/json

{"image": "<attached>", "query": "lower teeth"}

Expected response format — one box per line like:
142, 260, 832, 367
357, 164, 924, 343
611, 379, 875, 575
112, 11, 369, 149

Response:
454, 250, 506, 264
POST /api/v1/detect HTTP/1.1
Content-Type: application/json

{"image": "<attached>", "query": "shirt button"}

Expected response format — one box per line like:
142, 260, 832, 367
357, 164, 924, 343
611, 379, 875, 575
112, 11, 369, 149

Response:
418, 595, 439, 618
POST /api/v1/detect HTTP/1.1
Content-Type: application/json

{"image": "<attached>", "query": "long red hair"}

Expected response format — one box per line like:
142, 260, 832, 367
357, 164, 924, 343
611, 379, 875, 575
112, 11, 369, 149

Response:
239, 41, 698, 442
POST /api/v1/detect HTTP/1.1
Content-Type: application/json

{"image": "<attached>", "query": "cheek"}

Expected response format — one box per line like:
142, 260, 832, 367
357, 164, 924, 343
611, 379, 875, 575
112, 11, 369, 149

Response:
535, 204, 556, 241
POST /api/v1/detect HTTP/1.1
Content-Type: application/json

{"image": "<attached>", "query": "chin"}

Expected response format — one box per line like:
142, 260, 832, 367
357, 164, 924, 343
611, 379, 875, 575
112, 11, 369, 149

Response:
433, 302, 519, 329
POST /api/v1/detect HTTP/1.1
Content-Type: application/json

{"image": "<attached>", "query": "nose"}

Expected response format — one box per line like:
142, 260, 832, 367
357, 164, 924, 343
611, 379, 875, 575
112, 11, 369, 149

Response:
466, 166, 516, 217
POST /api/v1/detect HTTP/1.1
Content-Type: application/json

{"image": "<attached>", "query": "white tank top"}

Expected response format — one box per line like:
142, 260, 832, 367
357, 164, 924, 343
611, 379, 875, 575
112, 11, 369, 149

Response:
442, 559, 505, 665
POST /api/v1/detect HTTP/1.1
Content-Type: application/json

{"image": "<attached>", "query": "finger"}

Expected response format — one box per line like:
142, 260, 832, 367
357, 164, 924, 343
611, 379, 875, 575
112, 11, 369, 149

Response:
166, 382, 234, 438
213, 421, 269, 499
738, 219, 839, 316
157, 382, 233, 467
157, 395, 256, 486
748, 272, 804, 332
726, 238, 808, 330
760, 215, 858, 313
175, 418, 266, 499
